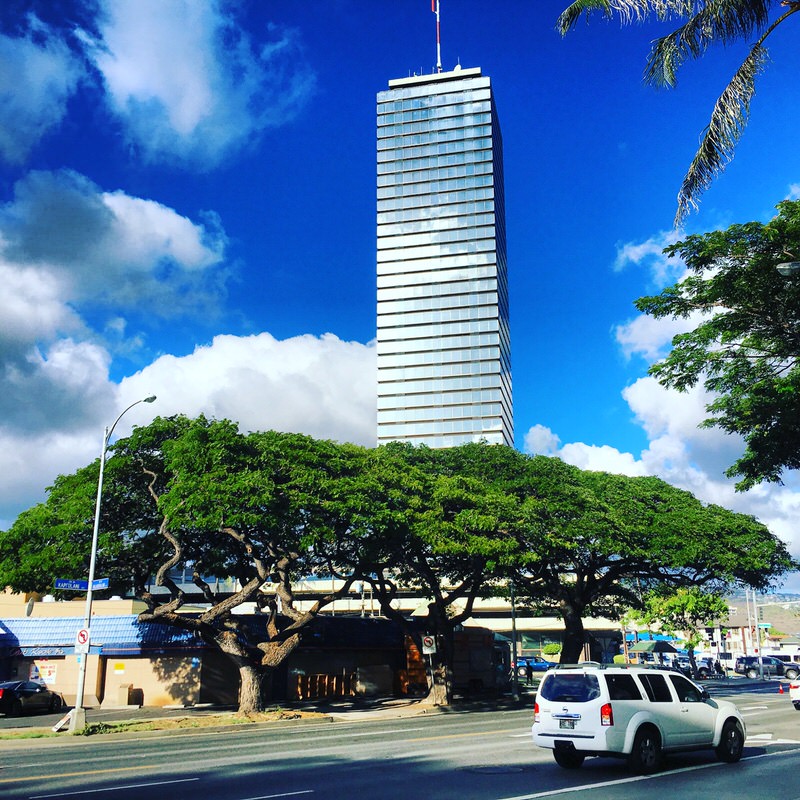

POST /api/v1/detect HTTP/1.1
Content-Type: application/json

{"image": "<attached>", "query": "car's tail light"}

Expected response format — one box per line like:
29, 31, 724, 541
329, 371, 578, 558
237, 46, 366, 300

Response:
600, 702, 613, 726
533, 701, 540, 723
0, 688, 4, 699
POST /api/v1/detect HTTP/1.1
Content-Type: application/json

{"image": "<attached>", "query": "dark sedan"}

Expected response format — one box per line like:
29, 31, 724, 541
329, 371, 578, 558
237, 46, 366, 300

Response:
0, 680, 64, 716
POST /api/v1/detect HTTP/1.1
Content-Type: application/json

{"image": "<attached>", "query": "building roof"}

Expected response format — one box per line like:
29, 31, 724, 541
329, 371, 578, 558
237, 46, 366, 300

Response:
0, 615, 204, 657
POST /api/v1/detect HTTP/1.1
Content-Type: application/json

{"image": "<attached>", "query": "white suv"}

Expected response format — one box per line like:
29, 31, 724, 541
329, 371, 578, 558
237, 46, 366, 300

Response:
531, 663, 746, 773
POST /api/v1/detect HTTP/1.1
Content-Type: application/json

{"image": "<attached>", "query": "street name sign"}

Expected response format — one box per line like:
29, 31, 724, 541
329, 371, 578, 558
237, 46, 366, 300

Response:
55, 577, 110, 591
55, 579, 87, 591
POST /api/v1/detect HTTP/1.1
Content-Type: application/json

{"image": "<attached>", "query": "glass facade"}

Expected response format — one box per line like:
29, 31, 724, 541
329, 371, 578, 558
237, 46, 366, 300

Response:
377, 67, 512, 448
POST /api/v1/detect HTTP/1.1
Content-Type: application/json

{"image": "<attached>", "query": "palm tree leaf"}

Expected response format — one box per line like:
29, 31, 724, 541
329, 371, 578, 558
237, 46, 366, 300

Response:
645, 1, 772, 87
558, 1, 698, 34
675, 43, 767, 225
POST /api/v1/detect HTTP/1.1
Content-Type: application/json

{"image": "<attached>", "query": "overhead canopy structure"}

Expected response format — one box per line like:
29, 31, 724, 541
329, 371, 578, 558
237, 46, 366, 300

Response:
628, 639, 678, 654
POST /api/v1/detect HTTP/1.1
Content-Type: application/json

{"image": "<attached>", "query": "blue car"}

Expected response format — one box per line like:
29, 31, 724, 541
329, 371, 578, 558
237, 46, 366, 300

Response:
517, 655, 557, 679
526, 655, 557, 672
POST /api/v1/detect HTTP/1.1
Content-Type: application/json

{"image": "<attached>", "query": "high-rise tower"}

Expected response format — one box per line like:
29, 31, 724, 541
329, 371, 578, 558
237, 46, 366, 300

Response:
376, 66, 512, 448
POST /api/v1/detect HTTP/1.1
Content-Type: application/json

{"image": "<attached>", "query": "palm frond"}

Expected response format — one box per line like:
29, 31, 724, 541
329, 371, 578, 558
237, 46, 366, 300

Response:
675, 43, 767, 226
645, 1, 771, 87
558, 1, 699, 33
558, 0, 614, 34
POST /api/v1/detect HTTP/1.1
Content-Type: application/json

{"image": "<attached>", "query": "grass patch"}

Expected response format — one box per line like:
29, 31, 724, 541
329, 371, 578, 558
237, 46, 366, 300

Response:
75, 708, 328, 736
0, 730, 59, 740
0, 708, 329, 740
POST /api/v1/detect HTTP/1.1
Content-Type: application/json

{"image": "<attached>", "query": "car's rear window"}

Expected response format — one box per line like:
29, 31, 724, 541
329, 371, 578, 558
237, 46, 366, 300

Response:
539, 673, 601, 703
605, 673, 642, 700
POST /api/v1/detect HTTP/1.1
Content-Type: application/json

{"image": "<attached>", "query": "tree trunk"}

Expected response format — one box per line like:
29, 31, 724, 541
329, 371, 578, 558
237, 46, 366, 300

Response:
560, 602, 587, 664
238, 662, 265, 713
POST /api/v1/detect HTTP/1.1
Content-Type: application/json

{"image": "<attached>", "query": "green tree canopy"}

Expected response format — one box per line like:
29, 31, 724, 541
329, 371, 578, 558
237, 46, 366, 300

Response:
636, 199, 800, 488
0, 426, 793, 703
558, 1, 800, 224
505, 463, 793, 662
1, 416, 372, 713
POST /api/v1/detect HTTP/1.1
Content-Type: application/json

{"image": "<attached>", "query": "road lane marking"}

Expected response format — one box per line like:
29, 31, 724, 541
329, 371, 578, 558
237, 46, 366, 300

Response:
497, 746, 800, 800
29, 778, 199, 798
0, 764, 161, 785
238, 792, 314, 799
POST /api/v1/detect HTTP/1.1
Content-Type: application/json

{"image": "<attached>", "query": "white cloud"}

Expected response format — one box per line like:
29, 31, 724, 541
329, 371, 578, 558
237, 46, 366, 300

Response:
524, 424, 648, 477
122, 332, 376, 445
615, 312, 698, 362
0, 331, 376, 530
0, 169, 227, 318
614, 229, 683, 286
0, 168, 229, 445
523, 424, 561, 456
558, 442, 650, 477
0, 17, 84, 164
85, 0, 316, 168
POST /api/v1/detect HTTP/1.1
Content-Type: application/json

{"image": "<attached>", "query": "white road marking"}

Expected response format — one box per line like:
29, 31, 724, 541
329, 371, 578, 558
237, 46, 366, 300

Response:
497, 747, 800, 800
238, 792, 314, 800
29, 778, 199, 798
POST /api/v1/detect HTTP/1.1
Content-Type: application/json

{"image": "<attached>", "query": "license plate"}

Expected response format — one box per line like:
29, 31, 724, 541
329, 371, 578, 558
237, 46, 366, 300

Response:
559, 719, 575, 730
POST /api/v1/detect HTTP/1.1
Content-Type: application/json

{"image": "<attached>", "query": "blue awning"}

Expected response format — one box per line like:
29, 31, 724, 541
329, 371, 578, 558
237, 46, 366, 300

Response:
0, 615, 205, 656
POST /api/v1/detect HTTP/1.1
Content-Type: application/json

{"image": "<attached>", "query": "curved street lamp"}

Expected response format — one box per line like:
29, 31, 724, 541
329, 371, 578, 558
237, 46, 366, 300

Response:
69, 395, 156, 732
776, 261, 800, 278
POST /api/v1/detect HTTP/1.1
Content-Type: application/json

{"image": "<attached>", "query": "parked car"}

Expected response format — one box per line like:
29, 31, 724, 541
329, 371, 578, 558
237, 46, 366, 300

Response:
734, 655, 800, 680
531, 663, 746, 773
0, 680, 64, 716
526, 655, 557, 672
515, 655, 556, 680
674, 656, 716, 678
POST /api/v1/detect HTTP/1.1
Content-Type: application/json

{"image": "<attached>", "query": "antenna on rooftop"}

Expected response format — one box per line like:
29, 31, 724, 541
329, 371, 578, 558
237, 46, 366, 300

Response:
432, 0, 442, 73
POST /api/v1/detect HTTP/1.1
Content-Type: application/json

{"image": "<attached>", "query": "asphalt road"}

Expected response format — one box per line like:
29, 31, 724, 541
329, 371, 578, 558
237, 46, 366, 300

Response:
2, 683, 800, 799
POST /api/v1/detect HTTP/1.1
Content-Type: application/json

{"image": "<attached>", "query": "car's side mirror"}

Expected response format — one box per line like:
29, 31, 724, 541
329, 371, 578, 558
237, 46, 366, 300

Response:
700, 688, 710, 701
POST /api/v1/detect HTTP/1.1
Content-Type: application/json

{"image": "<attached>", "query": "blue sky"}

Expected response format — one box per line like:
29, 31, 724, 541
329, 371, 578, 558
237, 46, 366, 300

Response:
2, 1, 800, 587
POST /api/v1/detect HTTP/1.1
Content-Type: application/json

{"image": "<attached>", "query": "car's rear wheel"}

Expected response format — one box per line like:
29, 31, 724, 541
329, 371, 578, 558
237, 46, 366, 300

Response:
715, 719, 745, 763
793, 701, 800, 711
553, 748, 585, 769
9, 699, 22, 717
628, 727, 662, 774
49, 694, 62, 713
785, 669, 799, 680
746, 668, 758, 679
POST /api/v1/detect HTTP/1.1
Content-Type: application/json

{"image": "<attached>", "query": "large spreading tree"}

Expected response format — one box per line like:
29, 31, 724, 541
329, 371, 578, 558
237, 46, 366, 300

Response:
0, 424, 794, 706
327, 442, 523, 704
472, 456, 792, 662
1, 416, 371, 713
558, 1, 800, 224
636, 199, 800, 488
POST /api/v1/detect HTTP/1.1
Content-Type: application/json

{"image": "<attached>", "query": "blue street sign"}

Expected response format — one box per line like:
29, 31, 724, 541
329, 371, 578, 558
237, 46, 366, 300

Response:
55, 578, 109, 591
55, 579, 88, 591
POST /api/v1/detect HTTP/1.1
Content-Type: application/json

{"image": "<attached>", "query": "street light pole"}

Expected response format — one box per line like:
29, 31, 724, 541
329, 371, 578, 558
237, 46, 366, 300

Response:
510, 581, 519, 702
69, 395, 156, 732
